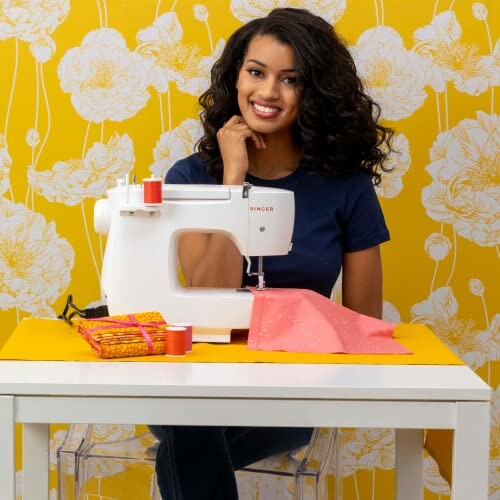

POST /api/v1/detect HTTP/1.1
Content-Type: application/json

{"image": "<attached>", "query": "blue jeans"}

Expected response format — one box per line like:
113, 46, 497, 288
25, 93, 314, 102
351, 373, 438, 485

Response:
149, 425, 313, 500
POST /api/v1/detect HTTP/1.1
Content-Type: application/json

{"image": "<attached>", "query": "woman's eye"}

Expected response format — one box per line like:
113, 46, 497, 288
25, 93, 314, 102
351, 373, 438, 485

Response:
248, 69, 262, 77
282, 77, 297, 85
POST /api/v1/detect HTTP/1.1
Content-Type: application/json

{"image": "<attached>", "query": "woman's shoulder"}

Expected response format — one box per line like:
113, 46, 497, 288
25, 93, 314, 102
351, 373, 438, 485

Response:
165, 154, 215, 184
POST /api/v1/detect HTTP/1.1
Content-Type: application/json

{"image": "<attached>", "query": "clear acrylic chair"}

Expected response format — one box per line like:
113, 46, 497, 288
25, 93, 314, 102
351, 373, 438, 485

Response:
238, 427, 343, 499
57, 424, 343, 499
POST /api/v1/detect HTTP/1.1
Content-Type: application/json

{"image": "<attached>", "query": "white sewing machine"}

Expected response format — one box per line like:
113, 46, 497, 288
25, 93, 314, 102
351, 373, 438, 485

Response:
94, 180, 295, 339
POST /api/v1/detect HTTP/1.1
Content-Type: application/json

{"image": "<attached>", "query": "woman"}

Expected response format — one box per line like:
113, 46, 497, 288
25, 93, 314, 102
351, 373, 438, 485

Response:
152, 7, 393, 499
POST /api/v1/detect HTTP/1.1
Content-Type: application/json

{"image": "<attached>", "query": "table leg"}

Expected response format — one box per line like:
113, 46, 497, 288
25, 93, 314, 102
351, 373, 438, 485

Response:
23, 423, 50, 500
0, 395, 16, 500
395, 428, 424, 500
451, 402, 490, 500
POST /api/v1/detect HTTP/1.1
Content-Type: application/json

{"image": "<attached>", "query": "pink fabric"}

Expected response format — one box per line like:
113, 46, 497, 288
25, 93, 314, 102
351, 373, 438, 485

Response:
247, 288, 411, 354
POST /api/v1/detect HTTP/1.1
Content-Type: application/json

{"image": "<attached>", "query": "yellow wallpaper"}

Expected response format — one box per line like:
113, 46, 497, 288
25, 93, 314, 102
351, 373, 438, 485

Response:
0, 0, 498, 498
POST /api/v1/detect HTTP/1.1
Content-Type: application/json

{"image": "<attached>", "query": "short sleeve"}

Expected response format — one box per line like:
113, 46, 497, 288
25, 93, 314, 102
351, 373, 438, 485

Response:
341, 172, 390, 252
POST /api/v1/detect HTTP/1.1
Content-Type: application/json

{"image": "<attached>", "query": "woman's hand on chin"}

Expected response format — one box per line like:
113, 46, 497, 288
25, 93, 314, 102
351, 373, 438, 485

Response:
217, 115, 266, 185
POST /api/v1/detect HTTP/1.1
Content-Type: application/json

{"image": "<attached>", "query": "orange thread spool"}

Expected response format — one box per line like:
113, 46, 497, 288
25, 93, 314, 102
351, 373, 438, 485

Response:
165, 326, 186, 357
172, 322, 192, 352
143, 178, 163, 206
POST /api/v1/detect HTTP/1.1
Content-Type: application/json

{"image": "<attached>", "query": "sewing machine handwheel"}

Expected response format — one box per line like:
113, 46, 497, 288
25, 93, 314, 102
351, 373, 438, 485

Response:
94, 198, 111, 235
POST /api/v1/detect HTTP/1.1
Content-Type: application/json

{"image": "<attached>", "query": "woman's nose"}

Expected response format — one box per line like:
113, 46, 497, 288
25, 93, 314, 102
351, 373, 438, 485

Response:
258, 77, 280, 99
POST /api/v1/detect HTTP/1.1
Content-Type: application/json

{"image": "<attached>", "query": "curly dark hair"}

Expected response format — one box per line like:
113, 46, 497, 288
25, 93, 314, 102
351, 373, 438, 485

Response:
197, 7, 393, 185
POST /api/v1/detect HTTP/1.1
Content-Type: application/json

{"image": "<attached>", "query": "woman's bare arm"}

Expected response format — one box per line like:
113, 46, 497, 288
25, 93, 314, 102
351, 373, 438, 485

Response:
178, 233, 243, 288
342, 245, 383, 319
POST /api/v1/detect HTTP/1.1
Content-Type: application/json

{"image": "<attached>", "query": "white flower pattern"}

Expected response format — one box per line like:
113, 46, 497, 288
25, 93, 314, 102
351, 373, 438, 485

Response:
0, 1, 497, 497
424, 233, 453, 261
0, 132, 11, 197
423, 455, 451, 495
28, 133, 134, 205
0, 198, 74, 313
230, 0, 346, 24
413, 11, 496, 95
58, 28, 155, 122
342, 428, 395, 476
490, 386, 500, 498
375, 133, 411, 198
350, 27, 442, 121
421, 112, 499, 247
136, 13, 224, 96
411, 286, 494, 370
0, 0, 69, 62
149, 119, 203, 179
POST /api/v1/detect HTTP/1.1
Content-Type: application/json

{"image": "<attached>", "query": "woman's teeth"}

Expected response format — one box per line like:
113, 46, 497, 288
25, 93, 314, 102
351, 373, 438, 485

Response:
253, 103, 280, 113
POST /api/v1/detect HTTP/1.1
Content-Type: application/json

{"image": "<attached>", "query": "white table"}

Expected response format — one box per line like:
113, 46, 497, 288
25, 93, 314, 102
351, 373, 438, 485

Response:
0, 361, 491, 499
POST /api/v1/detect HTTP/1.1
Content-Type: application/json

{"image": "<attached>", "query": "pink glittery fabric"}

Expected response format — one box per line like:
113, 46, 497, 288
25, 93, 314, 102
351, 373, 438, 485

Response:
247, 288, 411, 354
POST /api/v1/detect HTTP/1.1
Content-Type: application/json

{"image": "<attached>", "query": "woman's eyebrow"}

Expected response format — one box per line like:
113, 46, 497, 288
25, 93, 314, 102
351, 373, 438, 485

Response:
246, 58, 297, 72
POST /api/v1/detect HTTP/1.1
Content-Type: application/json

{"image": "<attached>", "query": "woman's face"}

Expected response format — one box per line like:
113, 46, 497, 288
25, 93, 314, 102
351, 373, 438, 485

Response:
236, 34, 299, 136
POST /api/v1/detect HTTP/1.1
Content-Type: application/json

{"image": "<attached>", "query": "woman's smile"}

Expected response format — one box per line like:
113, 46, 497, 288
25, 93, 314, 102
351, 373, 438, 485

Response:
251, 100, 282, 118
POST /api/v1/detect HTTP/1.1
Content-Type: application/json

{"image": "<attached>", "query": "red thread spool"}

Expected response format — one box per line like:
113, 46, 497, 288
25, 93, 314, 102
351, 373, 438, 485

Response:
143, 178, 163, 206
165, 326, 186, 357
172, 322, 193, 352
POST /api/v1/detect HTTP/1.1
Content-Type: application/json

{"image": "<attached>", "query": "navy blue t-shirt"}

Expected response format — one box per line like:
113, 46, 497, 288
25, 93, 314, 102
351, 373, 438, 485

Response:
166, 154, 389, 297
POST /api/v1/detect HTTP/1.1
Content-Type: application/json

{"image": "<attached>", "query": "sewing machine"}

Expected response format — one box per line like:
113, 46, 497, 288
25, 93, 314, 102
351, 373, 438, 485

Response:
94, 180, 295, 338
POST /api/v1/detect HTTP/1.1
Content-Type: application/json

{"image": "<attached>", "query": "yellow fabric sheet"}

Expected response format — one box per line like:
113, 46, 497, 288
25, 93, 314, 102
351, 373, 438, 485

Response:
0, 318, 457, 484
0, 318, 463, 364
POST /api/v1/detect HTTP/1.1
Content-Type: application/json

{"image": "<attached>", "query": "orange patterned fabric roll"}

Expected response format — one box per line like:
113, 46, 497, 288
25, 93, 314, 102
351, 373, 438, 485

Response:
76, 312, 167, 359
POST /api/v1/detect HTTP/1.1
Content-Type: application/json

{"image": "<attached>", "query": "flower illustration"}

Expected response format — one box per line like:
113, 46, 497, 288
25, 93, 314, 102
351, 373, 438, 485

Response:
0, 132, 12, 197
410, 286, 493, 369
30, 34, 56, 63
136, 13, 225, 96
472, 3, 488, 21
494, 40, 500, 87
193, 4, 209, 22
92, 424, 135, 442
230, 0, 346, 24
49, 429, 67, 470
383, 301, 401, 323
375, 133, 411, 198
350, 27, 441, 121
292, 0, 346, 24
421, 112, 499, 247
489, 386, 500, 497
30, 304, 56, 318
0, 198, 74, 313
424, 233, 452, 261
469, 278, 485, 296
330, 269, 342, 304
149, 119, 203, 179
83, 424, 143, 480
423, 455, 451, 495
413, 11, 495, 95
58, 28, 154, 122
230, 0, 281, 22
483, 314, 500, 363
26, 128, 40, 148
343, 428, 395, 475
28, 133, 134, 206
0, 0, 69, 62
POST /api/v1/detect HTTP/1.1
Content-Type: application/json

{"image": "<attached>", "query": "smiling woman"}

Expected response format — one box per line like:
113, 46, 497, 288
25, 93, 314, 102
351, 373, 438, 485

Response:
152, 7, 393, 500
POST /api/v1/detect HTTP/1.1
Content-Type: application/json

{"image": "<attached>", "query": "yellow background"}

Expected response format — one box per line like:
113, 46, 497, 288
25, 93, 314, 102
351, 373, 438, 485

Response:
0, 0, 498, 498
